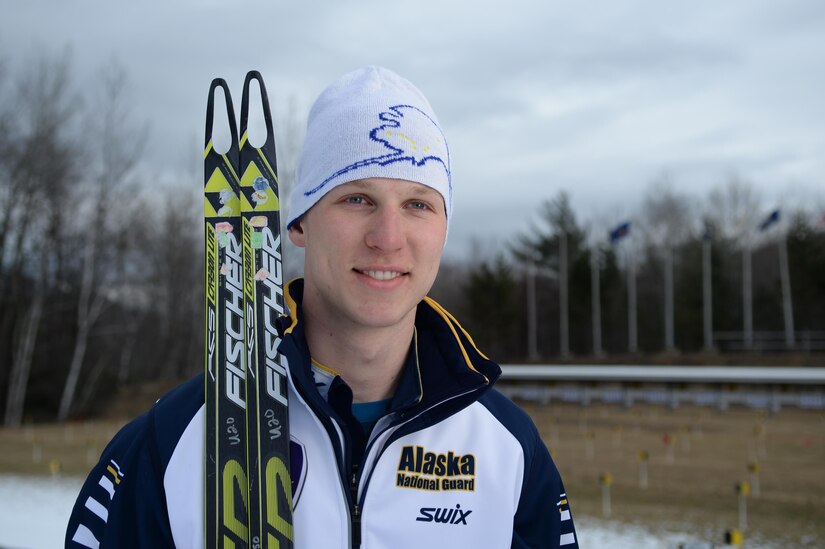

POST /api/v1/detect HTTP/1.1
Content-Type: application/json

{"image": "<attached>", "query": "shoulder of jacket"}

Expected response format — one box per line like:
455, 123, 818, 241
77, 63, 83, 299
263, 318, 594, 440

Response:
477, 389, 542, 455
144, 373, 204, 471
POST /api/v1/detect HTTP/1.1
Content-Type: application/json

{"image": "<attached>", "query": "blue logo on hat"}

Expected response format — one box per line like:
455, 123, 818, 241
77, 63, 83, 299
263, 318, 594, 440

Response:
304, 104, 451, 196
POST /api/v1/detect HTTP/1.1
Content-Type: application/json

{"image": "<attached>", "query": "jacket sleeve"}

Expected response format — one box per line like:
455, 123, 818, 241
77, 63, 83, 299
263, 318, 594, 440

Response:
511, 428, 579, 549
65, 407, 175, 548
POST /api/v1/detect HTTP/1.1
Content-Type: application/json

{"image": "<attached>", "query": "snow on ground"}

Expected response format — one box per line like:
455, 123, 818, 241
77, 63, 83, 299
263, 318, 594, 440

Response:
0, 474, 789, 548
0, 475, 83, 549
575, 516, 698, 548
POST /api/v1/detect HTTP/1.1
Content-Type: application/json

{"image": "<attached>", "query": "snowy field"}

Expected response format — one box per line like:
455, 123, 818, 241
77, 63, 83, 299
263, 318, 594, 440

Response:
0, 474, 788, 548
0, 475, 83, 549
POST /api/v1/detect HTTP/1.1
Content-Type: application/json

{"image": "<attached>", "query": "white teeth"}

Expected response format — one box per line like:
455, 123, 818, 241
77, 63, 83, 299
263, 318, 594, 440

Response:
363, 270, 402, 281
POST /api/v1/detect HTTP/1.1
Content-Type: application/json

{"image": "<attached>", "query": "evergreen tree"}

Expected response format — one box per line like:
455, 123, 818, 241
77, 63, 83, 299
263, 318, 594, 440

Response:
461, 255, 520, 361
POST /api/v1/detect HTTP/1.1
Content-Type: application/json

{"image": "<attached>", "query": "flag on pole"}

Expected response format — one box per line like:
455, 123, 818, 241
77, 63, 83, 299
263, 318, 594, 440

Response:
609, 221, 631, 243
758, 209, 780, 232
702, 220, 713, 242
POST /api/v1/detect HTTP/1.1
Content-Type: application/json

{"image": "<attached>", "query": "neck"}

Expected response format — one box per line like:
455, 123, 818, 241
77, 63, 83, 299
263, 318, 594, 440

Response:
303, 307, 415, 403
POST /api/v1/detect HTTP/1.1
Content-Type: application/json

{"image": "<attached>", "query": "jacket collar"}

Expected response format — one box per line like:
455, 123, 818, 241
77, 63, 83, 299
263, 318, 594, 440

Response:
279, 278, 501, 412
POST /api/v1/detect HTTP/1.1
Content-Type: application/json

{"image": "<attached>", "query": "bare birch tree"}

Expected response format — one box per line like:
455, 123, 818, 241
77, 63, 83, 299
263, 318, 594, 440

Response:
57, 60, 147, 422
2, 52, 81, 426
641, 177, 695, 352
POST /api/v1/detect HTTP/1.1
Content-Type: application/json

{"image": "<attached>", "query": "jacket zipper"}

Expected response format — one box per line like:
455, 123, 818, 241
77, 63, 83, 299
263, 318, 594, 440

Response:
283, 364, 358, 547
350, 467, 361, 547
283, 333, 490, 548
351, 383, 486, 544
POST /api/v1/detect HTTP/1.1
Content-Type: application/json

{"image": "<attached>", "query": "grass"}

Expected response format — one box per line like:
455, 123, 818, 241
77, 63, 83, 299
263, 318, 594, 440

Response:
524, 401, 825, 548
1, 396, 823, 547
0, 419, 128, 476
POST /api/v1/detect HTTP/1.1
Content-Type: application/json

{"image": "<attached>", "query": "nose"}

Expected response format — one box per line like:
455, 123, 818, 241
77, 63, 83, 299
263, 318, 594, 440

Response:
364, 206, 405, 252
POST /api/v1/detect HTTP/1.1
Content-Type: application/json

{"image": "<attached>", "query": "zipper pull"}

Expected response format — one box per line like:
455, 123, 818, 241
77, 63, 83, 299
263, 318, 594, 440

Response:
350, 466, 359, 502
352, 503, 362, 547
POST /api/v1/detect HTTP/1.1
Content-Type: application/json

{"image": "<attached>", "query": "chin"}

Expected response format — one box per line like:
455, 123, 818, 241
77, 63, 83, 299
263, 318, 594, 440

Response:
353, 302, 418, 329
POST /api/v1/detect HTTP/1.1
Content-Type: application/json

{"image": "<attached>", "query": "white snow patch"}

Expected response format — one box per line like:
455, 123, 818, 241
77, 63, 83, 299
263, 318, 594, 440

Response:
0, 475, 83, 549
0, 475, 798, 549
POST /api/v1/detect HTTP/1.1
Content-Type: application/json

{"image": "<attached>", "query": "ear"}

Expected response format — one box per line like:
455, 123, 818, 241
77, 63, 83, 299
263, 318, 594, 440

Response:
288, 219, 307, 248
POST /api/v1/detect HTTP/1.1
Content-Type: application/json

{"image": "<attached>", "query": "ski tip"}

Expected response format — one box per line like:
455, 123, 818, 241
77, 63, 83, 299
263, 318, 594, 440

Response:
240, 70, 274, 146
205, 77, 240, 157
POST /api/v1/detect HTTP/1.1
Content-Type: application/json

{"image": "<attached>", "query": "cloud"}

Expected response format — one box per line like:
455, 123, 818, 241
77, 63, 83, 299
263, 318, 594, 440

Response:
1, 0, 823, 259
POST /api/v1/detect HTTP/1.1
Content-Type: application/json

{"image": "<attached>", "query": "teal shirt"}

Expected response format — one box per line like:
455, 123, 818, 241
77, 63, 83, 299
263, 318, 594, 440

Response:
351, 399, 391, 435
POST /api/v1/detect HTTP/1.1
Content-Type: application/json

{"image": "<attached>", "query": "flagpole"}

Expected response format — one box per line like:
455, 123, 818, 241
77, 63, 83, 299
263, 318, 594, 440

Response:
526, 259, 539, 361
755, 209, 791, 350
627, 245, 638, 354
591, 247, 603, 356
743, 237, 753, 351
664, 246, 675, 353
610, 222, 636, 354
560, 230, 570, 359
778, 232, 795, 348
702, 232, 714, 352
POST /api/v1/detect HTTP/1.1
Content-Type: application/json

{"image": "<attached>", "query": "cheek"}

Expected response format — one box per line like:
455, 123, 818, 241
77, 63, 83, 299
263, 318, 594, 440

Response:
309, 231, 347, 277
418, 233, 445, 273
420, 223, 447, 256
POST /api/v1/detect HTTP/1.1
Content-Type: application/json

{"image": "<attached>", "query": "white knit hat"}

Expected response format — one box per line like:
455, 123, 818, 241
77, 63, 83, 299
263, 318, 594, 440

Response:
288, 66, 451, 228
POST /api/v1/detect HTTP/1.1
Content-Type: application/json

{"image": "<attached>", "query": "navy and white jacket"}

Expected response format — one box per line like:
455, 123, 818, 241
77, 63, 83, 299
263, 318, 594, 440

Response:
66, 280, 578, 548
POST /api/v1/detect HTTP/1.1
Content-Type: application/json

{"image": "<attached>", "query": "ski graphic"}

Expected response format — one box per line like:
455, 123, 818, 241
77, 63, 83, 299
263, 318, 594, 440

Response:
239, 71, 293, 549
204, 78, 250, 548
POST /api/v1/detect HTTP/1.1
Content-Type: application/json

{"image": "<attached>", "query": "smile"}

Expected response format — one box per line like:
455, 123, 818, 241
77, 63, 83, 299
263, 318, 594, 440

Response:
356, 269, 405, 281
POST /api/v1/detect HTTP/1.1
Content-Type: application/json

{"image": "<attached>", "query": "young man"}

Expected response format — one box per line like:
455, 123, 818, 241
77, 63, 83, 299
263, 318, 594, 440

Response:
66, 66, 578, 548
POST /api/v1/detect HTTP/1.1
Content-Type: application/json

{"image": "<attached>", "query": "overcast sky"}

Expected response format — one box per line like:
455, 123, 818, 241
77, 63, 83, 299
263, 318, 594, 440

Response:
3, 1, 824, 260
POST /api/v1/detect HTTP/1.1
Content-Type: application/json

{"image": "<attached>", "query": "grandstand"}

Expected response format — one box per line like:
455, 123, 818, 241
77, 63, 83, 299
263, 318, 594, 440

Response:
499, 365, 825, 411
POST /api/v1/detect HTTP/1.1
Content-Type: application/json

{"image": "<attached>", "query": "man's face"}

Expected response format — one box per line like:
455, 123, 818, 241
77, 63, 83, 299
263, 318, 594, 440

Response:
289, 177, 447, 332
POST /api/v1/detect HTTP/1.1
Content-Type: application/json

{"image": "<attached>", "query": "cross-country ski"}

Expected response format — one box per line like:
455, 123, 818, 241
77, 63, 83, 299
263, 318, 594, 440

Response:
239, 70, 293, 549
203, 77, 249, 548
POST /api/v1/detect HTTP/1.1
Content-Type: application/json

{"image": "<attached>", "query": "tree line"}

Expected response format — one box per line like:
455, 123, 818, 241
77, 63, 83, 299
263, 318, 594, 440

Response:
1, 54, 823, 424
435, 187, 825, 363
0, 54, 203, 424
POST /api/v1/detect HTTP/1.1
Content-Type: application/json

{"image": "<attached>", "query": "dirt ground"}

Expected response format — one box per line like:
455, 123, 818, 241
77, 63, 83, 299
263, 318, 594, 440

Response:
1, 399, 823, 547
521, 401, 825, 548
